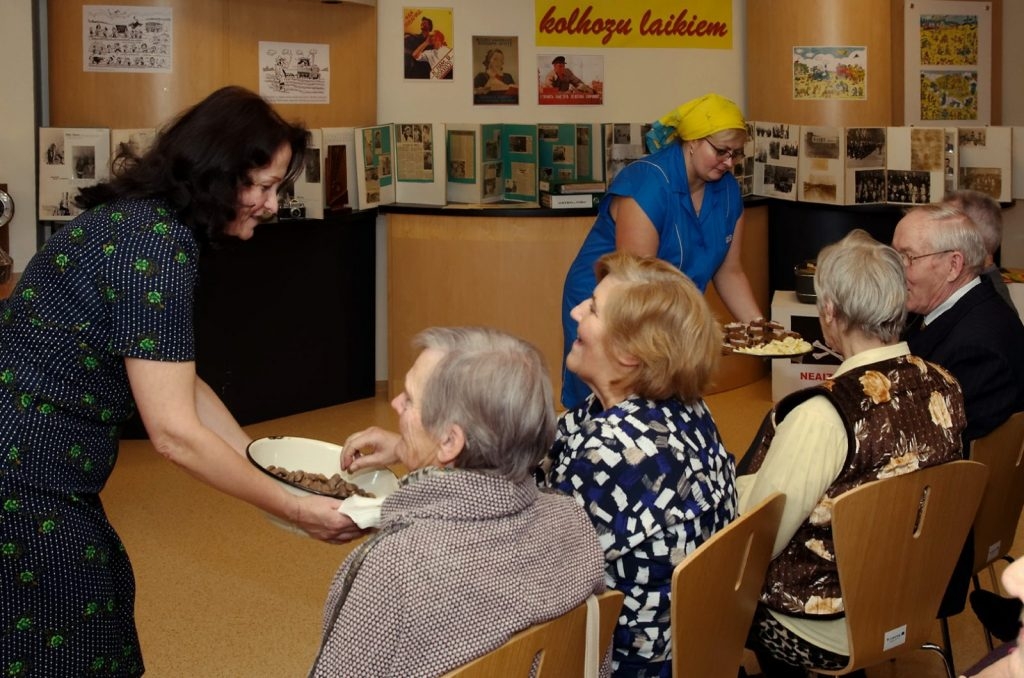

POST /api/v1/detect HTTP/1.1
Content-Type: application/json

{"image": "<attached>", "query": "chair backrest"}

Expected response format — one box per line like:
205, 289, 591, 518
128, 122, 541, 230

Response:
816, 460, 988, 675
443, 589, 625, 677
671, 492, 786, 678
969, 411, 1024, 572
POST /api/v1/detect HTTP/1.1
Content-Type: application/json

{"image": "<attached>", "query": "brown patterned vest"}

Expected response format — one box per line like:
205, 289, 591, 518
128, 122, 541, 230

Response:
744, 354, 966, 619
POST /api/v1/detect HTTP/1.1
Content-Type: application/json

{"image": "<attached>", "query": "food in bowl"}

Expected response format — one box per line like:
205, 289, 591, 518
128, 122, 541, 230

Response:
264, 465, 375, 499
247, 435, 399, 497
247, 435, 401, 535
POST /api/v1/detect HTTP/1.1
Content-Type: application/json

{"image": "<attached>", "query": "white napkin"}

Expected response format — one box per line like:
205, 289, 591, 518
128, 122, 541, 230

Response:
337, 495, 385, 529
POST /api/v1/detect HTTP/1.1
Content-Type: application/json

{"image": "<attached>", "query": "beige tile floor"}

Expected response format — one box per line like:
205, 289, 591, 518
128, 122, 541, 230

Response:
102, 378, 1016, 677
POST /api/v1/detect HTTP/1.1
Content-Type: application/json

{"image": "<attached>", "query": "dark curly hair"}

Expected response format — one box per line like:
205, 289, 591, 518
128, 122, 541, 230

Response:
76, 86, 308, 246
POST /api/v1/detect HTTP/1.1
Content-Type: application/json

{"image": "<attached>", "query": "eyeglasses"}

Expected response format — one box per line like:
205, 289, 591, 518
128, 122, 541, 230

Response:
899, 249, 955, 267
703, 138, 745, 161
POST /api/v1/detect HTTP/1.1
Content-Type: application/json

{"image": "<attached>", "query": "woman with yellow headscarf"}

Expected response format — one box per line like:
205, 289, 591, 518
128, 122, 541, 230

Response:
560, 93, 765, 408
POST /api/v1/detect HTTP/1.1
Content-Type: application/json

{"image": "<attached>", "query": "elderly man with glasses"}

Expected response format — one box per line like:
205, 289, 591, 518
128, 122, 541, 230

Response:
892, 202, 1024, 626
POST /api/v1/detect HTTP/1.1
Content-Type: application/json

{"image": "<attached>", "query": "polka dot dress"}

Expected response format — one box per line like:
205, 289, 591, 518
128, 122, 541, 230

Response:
0, 198, 199, 677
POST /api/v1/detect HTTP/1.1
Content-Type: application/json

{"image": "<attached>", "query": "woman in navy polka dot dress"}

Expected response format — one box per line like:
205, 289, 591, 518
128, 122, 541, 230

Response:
0, 87, 362, 677
545, 252, 737, 677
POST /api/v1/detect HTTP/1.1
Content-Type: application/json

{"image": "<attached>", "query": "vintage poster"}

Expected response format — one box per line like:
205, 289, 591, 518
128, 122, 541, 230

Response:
447, 129, 477, 184
904, 1, 992, 125
792, 46, 866, 100
83, 5, 172, 73
958, 126, 1012, 203
602, 122, 650, 184
39, 127, 111, 221
322, 127, 359, 212
537, 54, 603, 105
396, 123, 435, 182
403, 7, 454, 80
259, 42, 330, 104
534, 0, 732, 49
797, 126, 844, 205
472, 36, 519, 105
752, 121, 799, 201
885, 126, 949, 205
109, 128, 156, 173
356, 125, 395, 208
845, 127, 887, 205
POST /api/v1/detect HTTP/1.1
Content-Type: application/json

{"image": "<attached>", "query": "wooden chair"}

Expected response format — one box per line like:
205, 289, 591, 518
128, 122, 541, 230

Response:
443, 589, 625, 677
812, 460, 988, 678
671, 491, 786, 678
969, 412, 1024, 580
941, 411, 1024, 654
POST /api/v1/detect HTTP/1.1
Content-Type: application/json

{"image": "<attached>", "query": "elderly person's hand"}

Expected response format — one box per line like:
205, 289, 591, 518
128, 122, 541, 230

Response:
342, 426, 400, 473
293, 494, 369, 544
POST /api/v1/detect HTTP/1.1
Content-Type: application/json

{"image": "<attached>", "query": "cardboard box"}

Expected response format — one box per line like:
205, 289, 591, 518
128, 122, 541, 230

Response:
770, 291, 842, 401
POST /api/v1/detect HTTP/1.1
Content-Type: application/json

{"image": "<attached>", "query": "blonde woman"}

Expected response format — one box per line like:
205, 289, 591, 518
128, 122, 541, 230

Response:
547, 251, 737, 677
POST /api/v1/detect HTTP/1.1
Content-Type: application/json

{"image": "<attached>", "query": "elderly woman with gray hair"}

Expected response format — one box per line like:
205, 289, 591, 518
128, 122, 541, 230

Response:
323, 327, 606, 678
738, 229, 968, 677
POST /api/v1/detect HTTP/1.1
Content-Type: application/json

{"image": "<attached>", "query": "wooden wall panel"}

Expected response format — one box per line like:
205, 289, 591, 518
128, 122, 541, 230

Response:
746, 0, 1001, 127
746, 0, 895, 126
47, 0, 376, 129
386, 205, 771, 404
386, 213, 593, 403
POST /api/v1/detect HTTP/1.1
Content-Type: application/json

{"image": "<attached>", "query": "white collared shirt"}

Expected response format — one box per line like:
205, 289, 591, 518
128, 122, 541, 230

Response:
924, 277, 980, 326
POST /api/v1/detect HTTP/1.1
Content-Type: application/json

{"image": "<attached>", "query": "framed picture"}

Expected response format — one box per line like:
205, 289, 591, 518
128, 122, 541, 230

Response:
903, 1, 992, 125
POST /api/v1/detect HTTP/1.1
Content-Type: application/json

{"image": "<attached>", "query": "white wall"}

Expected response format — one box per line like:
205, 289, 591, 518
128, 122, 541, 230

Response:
0, 0, 38, 270
372, 0, 747, 381
376, 0, 747, 125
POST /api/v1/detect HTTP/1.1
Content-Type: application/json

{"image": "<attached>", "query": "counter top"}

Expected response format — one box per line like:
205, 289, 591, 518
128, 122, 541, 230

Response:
379, 195, 769, 218
379, 202, 599, 218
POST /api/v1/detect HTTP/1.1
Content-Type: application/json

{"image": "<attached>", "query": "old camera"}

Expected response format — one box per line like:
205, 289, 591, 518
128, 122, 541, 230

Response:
278, 197, 306, 220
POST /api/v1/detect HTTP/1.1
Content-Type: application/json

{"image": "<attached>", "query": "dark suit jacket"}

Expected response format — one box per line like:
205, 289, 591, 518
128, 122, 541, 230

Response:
905, 276, 1024, 617
905, 276, 1024, 450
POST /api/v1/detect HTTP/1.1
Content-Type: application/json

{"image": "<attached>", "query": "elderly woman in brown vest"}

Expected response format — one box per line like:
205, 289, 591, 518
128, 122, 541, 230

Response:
737, 229, 967, 676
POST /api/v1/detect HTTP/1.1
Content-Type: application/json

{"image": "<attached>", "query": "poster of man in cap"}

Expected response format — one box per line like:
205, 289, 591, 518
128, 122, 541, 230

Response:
402, 7, 454, 80
537, 54, 603, 105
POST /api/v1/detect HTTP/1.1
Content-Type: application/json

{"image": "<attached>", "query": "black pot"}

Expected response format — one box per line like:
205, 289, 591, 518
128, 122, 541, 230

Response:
794, 261, 816, 304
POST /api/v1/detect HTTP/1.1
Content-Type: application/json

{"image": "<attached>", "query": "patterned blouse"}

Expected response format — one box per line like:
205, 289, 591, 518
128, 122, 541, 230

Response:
545, 394, 737, 678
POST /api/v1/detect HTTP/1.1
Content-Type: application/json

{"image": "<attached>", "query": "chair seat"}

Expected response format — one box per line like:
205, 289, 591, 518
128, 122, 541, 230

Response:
442, 589, 624, 677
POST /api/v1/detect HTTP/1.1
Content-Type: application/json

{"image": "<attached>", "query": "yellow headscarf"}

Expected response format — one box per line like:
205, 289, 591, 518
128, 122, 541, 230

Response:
646, 93, 746, 152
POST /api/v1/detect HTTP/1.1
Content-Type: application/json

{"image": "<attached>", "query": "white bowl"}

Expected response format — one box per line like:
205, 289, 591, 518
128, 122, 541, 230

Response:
247, 435, 400, 535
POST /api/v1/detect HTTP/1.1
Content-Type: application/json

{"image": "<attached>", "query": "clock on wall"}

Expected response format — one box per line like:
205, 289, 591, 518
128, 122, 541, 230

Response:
0, 187, 13, 229
0, 184, 13, 283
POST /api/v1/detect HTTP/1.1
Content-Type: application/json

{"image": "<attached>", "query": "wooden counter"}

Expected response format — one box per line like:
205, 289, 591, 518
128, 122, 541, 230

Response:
385, 204, 770, 403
